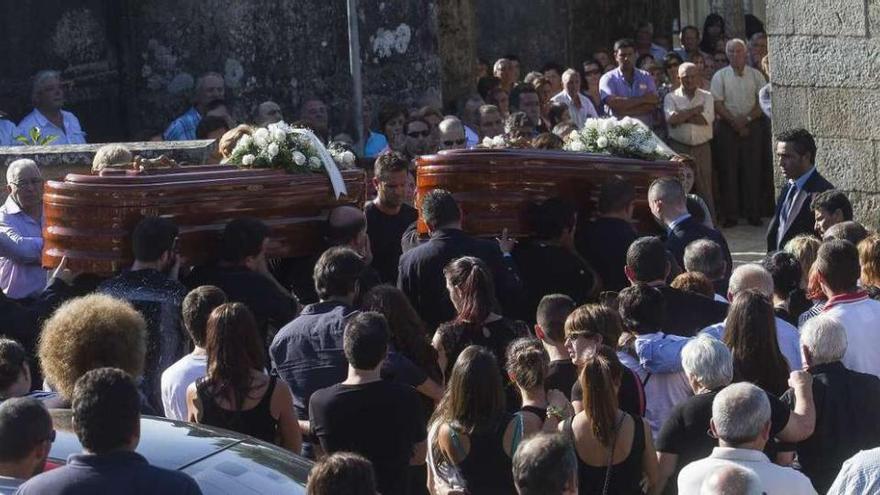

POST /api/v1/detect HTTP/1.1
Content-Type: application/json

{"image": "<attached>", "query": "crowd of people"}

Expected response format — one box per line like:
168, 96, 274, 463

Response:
1, 12, 878, 495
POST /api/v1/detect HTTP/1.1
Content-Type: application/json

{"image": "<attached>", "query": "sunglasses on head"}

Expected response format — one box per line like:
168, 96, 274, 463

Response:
407, 130, 430, 138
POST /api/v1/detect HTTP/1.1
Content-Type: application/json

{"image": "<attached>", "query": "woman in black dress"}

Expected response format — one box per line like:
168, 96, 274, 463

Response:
186, 303, 301, 453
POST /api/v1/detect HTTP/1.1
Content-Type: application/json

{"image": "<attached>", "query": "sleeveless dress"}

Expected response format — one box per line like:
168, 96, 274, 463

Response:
449, 416, 517, 495
195, 376, 279, 443
566, 413, 646, 495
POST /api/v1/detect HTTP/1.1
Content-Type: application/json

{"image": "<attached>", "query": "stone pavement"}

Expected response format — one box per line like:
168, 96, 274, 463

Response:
721, 222, 768, 266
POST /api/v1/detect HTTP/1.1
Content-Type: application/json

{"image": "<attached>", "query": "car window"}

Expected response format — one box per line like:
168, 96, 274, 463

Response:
183, 442, 310, 494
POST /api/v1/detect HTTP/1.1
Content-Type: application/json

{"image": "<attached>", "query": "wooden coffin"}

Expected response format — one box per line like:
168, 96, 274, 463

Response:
415, 149, 685, 237
42, 165, 366, 275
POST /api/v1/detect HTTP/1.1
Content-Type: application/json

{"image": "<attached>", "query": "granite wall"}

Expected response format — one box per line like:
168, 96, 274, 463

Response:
767, 1, 880, 227
0, 0, 441, 143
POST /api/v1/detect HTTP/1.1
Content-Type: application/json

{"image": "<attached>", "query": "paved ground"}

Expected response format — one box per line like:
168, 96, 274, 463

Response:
721, 222, 768, 266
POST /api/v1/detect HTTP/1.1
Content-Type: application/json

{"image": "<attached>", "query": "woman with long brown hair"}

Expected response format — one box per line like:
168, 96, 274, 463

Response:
426, 345, 519, 495
563, 346, 659, 495
723, 290, 791, 396
360, 285, 442, 400
186, 302, 301, 452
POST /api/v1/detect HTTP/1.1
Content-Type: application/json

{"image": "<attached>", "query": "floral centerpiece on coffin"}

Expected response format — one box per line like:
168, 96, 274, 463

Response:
228, 121, 352, 198
564, 116, 676, 161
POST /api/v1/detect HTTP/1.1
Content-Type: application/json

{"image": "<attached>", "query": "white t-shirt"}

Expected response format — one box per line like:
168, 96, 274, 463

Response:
710, 65, 766, 117
824, 296, 880, 379
160, 353, 207, 421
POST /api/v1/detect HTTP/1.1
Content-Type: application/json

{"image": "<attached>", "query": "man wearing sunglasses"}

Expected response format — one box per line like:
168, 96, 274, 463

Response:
0, 159, 45, 300
403, 117, 434, 160
437, 117, 467, 151
0, 397, 54, 493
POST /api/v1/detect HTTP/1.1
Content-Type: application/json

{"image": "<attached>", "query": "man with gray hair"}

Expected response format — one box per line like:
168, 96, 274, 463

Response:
664, 62, 715, 215
655, 335, 816, 493
512, 432, 577, 495
700, 263, 802, 370
164, 72, 225, 141
777, 315, 880, 492
15, 70, 86, 145
91, 144, 133, 174
0, 397, 54, 492
678, 382, 817, 494
550, 69, 597, 130
437, 117, 467, 151
710, 39, 767, 227
684, 239, 728, 301
648, 177, 731, 276
0, 159, 46, 300
699, 465, 763, 495
252, 100, 283, 127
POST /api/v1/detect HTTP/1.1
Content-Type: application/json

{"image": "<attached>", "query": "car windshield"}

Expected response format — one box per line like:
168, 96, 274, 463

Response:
183, 441, 309, 494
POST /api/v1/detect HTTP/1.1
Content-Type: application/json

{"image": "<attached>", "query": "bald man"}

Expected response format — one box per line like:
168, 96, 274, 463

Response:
164, 72, 225, 140
700, 465, 763, 495
0, 159, 45, 299
437, 117, 466, 150
664, 62, 716, 216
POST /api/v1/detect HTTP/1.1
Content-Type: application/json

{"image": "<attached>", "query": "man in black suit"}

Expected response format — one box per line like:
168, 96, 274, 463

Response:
576, 176, 638, 293
648, 177, 733, 280
624, 236, 727, 336
767, 128, 834, 252
397, 189, 522, 329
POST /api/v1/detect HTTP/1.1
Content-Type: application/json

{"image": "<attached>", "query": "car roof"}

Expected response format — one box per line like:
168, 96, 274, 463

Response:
49, 410, 312, 490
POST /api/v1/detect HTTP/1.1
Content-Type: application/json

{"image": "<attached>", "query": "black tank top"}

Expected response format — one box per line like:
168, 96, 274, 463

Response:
196, 375, 279, 444
567, 413, 645, 495
454, 416, 517, 495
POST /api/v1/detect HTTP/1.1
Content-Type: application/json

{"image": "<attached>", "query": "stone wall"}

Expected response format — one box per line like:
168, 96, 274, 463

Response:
0, 1, 441, 143
767, 1, 880, 227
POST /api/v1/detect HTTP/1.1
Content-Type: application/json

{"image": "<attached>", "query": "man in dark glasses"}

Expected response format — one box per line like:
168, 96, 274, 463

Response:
437, 117, 467, 151
403, 117, 434, 160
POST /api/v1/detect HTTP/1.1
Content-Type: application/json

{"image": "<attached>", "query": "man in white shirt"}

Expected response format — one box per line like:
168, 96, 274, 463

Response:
678, 383, 817, 494
160, 285, 227, 420
665, 62, 715, 216
550, 69, 597, 130
710, 39, 767, 228
815, 239, 880, 379
700, 263, 803, 371
15, 70, 86, 145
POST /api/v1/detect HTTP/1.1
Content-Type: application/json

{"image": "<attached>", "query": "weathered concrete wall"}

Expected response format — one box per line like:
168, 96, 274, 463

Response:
0, 1, 441, 143
767, 1, 880, 228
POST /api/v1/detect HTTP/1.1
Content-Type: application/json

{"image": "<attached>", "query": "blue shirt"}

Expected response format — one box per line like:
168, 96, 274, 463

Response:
163, 107, 201, 141
599, 67, 658, 126
0, 119, 15, 146
701, 317, 803, 370
828, 447, 880, 495
667, 213, 692, 236
364, 131, 389, 157
633, 331, 690, 374
15, 109, 86, 145
792, 166, 817, 192
0, 196, 45, 300
15, 451, 202, 495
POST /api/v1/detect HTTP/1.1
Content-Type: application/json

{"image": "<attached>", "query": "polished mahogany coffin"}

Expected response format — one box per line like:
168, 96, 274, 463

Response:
42, 165, 365, 275
415, 148, 686, 237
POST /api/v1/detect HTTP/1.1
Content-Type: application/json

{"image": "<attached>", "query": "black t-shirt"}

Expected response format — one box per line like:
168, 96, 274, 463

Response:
309, 380, 426, 495
571, 366, 645, 417
511, 241, 595, 324
655, 388, 791, 492
365, 202, 419, 284
546, 360, 578, 401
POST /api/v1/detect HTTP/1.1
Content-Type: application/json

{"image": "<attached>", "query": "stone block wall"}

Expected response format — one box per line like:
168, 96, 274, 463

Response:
767, 1, 880, 228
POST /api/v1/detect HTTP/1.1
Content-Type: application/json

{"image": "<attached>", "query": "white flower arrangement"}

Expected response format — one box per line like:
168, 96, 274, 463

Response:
229, 121, 356, 174
564, 117, 675, 161
480, 134, 511, 149
326, 142, 358, 170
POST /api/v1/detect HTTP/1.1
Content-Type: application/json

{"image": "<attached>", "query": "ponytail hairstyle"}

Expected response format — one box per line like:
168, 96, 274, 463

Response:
579, 345, 624, 447
444, 256, 498, 330
505, 338, 549, 391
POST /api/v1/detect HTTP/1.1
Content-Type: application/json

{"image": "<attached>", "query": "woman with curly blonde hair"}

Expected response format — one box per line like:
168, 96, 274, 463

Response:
38, 294, 147, 409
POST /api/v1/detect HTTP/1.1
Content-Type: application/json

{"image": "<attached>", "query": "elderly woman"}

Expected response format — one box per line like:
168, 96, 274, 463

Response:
654, 335, 816, 493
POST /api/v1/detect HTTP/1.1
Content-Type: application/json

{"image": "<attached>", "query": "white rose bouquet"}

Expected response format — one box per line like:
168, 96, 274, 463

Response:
564, 117, 675, 161
229, 121, 350, 174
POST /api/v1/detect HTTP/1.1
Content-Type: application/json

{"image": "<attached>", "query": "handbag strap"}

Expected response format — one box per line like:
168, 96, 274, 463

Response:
602, 413, 627, 495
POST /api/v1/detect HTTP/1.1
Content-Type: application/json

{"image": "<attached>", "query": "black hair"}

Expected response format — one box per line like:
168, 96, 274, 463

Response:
526, 197, 575, 240
220, 217, 269, 264
636, 54, 655, 70
421, 189, 460, 230
816, 240, 861, 293
762, 251, 802, 298
618, 283, 666, 334
182, 286, 228, 348
343, 312, 389, 370
775, 128, 817, 163
812, 190, 853, 221
324, 208, 367, 247
477, 76, 501, 99
663, 52, 684, 68
614, 38, 636, 52
0, 338, 27, 393
541, 62, 564, 75
0, 397, 53, 462
196, 115, 230, 139
626, 236, 669, 282
598, 176, 636, 214
373, 151, 410, 180
132, 216, 178, 262
307, 452, 377, 495
680, 25, 700, 39
313, 246, 366, 300
509, 83, 538, 110
536, 294, 575, 343
72, 368, 140, 454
